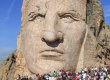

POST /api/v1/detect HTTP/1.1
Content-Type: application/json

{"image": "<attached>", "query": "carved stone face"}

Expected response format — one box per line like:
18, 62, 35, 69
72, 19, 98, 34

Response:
22, 0, 86, 74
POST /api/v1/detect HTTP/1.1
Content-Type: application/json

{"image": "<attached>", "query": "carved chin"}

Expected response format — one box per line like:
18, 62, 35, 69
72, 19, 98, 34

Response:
27, 59, 65, 75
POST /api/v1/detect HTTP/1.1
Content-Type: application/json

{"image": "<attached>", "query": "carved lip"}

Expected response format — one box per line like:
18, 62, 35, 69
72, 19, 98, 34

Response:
40, 49, 64, 57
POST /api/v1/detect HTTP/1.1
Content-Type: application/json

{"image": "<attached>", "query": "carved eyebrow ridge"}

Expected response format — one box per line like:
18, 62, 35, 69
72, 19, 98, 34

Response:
58, 10, 84, 21
58, 10, 80, 16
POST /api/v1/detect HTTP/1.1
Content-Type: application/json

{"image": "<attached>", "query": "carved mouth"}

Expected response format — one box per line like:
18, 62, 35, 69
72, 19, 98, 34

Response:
40, 49, 64, 61
40, 49, 63, 55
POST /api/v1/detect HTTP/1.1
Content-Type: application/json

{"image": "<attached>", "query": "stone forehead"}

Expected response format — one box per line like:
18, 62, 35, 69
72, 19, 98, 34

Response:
23, 0, 86, 16
29, 0, 86, 4
26, 0, 86, 3
28, 0, 86, 7
21, 0, 86, 25
28, 0, 86, 13
23, 0, 86, 9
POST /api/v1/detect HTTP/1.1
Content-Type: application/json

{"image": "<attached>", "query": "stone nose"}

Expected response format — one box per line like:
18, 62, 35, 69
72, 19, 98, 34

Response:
42, 30, 63, 43
42, 31, 63, 43
42, 31, 57, 42
42, 14, 63, 43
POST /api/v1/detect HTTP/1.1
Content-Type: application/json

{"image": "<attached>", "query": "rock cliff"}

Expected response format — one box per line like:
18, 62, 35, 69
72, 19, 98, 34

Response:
0, 0, 110, 80
85, 0, 110, 66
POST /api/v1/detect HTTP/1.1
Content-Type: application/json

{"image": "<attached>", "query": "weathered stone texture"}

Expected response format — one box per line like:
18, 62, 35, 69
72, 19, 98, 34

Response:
0, 52, 16, 80
85, 0, 110, 66
0, 0, 110, 80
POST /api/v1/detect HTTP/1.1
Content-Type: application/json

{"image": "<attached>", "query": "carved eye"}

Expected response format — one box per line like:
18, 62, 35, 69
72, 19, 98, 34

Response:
28, 12, 36, 21
28, 12, 45, 22
60, 13, 79, 23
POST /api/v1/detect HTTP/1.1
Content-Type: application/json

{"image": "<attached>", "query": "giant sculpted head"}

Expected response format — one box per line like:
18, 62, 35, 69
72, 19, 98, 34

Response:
19, 0, 87, 75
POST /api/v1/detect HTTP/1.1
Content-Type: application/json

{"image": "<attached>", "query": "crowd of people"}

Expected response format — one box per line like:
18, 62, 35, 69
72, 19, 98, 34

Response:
17, 66, 110, 80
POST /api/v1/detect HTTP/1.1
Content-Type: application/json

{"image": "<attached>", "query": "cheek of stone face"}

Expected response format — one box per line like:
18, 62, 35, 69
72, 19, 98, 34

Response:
22, 27, 39, 63
63, 21, 86, 65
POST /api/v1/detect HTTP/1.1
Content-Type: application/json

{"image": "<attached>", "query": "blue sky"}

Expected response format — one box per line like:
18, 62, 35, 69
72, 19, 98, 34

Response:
0, 0, 110, 60
0, 0, 22, 60
101, 0, 110, 25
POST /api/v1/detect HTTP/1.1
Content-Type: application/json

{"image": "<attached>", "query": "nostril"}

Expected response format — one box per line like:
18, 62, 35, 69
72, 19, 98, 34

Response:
41, 37, 45, 42
42, 31, 64, 43
42, 37, 60, 43
42, 31, 62, 42
41, 31, 64, 47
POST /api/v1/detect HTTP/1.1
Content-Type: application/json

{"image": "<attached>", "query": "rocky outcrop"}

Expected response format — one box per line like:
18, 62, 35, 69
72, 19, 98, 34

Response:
0, 0, 110, 80
0, 52, 16, 80
84, 0, 110, 66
